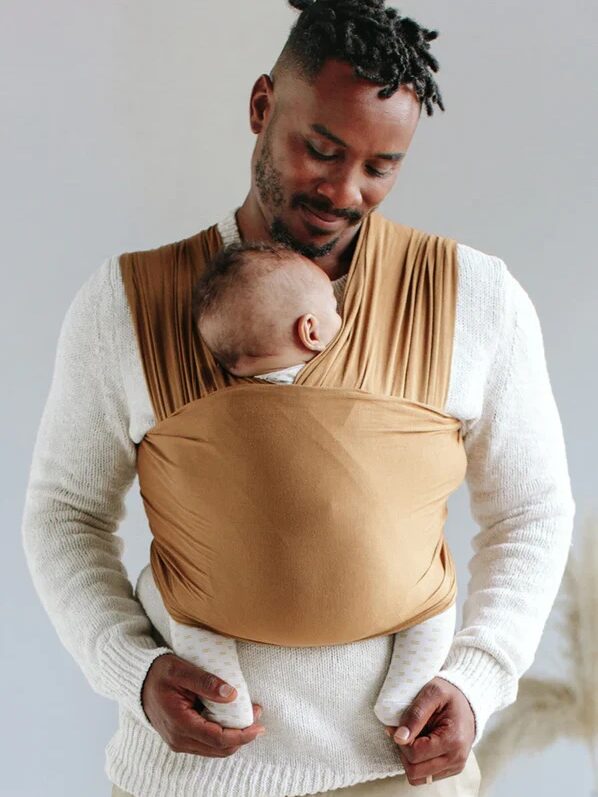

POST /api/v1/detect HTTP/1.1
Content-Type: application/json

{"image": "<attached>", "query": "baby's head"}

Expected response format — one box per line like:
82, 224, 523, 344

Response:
192, 242, 342, 377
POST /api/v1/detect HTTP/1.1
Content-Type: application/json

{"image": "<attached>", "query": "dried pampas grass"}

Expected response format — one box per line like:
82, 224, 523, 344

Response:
475, 514, 598, 795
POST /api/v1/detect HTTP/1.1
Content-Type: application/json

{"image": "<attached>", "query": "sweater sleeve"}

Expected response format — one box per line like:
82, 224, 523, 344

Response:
436, 263, 576, 747
21, 258, 173, 734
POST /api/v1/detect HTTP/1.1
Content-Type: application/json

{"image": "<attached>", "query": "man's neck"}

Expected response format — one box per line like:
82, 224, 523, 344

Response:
235, 197, 360, 282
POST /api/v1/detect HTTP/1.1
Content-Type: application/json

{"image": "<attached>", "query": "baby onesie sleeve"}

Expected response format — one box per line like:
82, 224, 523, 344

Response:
436, 258, 576, 747
21, 257, 173, 735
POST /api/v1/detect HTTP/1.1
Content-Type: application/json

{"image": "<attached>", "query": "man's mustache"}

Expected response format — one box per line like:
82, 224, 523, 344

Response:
292, 194, 362, 225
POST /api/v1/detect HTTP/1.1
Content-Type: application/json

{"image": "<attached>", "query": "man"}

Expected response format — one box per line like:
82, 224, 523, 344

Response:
22, 1, 575, 796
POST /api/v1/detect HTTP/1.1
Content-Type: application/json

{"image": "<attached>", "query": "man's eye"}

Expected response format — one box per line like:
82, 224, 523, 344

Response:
366, 165, 392, 178
305, 141, 337, 161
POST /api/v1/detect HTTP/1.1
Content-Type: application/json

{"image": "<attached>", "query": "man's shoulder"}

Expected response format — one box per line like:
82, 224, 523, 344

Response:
117, 222, 222, 272
385, 214, 513, 337
54, 256, 119, 366
58, 220, 224, 366
454, 239, 508, 292
452, 241, 511, 346
378, 213, 510, 296
66, 256, 116, 321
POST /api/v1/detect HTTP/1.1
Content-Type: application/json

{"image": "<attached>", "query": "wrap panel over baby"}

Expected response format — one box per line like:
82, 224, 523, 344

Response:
120, 212, 467, 647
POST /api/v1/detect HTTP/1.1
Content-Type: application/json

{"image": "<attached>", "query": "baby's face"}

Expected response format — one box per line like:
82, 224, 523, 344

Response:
313, 275, 343, 348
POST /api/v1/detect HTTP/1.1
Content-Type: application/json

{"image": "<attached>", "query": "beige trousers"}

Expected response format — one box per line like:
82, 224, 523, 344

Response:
111, 749, 481, 796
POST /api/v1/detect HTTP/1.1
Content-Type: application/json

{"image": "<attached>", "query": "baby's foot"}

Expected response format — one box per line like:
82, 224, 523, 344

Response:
374, 603, 457, 726
136, 564, 255, 729
170, 620, 255, 729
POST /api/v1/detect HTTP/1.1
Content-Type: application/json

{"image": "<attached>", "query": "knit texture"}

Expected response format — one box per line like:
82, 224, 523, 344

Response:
21, 210, 575, 797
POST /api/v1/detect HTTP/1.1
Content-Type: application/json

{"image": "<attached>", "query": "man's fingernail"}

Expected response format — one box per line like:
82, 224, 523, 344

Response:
395, 726, 410, 742
219, 684, 234, 697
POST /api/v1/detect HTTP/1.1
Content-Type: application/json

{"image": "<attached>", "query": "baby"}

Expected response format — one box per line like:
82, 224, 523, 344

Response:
136, 240, 456, 731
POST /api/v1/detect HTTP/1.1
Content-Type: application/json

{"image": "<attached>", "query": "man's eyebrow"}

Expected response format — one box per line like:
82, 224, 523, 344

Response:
376, 152, 405, 162
310, 123, 405, 161
311, 123, 347, 147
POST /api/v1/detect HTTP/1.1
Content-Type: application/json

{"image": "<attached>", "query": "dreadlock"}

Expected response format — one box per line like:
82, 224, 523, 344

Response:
275, 0, 444, 116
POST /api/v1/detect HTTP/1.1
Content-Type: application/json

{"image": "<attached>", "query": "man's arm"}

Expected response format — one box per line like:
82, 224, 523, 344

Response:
436, 262, 576, 747
21, 259, 172, 734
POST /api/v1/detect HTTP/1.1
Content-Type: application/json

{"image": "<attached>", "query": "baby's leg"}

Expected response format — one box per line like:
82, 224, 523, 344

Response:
373, 602, 457, 726
135, 564, 255, 729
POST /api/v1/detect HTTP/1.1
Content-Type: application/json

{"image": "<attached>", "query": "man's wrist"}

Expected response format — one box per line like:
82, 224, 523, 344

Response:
437, 647, 518, 747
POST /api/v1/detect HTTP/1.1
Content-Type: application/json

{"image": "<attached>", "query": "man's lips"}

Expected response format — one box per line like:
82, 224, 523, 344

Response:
300, 203, 346, 229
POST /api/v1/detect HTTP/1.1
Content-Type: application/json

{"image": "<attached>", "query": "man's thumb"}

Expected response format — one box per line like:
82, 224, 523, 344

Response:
176, 660, 237, 701
393, 689, 439, 744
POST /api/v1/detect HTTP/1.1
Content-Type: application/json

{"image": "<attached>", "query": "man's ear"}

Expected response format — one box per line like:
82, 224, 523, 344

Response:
249, 73, 274, 134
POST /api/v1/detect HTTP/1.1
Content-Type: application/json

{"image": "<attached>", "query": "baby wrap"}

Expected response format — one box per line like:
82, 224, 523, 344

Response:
120, 211, 465, 648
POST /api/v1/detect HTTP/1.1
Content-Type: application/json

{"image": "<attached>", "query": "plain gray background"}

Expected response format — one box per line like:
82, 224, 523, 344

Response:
3, 1, 597, 795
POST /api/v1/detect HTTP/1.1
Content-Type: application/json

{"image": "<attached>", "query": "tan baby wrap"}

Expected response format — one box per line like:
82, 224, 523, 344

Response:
120, 212, 466, 647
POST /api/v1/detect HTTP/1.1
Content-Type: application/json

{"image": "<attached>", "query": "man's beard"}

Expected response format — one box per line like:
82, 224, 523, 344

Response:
270, 216, 340, 259
254, 128, 361, 260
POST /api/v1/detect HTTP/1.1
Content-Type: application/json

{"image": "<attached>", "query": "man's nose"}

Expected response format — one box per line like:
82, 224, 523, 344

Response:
315, 168, 362, 213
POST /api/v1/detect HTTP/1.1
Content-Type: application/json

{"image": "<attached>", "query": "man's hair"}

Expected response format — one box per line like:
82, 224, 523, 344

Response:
274, 0, 444, 116
192, 241, 297, 371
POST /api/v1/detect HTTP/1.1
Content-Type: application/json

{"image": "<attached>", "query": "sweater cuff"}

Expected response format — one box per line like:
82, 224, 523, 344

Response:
99, 632, 174, 735
437, 647, 519, 748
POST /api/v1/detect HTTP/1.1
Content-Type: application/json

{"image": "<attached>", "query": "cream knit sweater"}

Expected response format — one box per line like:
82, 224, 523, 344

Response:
21, 210, 575, 797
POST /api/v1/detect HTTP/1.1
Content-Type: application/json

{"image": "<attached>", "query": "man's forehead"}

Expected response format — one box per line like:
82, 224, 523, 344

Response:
275, 59, 415, 105
273, 60, 420, 145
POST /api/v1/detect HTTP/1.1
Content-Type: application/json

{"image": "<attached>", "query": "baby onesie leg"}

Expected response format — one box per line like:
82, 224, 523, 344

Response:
135, 564, 255, 729
373, 603, 457, 726
168, 616, 255, 728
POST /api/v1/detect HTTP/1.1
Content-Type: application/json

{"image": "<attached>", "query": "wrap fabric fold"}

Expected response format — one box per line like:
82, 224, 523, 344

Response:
120, 211, 465, 647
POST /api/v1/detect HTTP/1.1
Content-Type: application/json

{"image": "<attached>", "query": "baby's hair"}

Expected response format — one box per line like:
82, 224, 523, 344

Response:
274, 0, 444, 116
192, 241, 294, 326
192, 241, 298, 372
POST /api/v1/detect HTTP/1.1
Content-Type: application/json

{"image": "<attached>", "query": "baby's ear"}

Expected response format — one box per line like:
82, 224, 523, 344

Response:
297, 313, 323, 351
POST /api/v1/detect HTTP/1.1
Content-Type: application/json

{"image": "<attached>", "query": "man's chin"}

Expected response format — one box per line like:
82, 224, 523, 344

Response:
270, 216, 340, 259
298, 203, 350, 236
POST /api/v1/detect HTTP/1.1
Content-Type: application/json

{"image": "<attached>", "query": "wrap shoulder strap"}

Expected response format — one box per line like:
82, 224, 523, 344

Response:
119, 224, 232, 423
120, 214, 458, 423
294, 214, 458, 411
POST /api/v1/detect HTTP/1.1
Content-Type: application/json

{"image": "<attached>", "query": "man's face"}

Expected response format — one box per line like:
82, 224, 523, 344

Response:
249, 59, 421, 259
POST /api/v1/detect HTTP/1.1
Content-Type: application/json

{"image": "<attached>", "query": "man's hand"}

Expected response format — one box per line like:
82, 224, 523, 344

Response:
141, 653, 266, 757
383, 677, 475, 786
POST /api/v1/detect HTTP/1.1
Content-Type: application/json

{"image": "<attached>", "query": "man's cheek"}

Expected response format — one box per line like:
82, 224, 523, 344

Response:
282, 146, 324, 188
